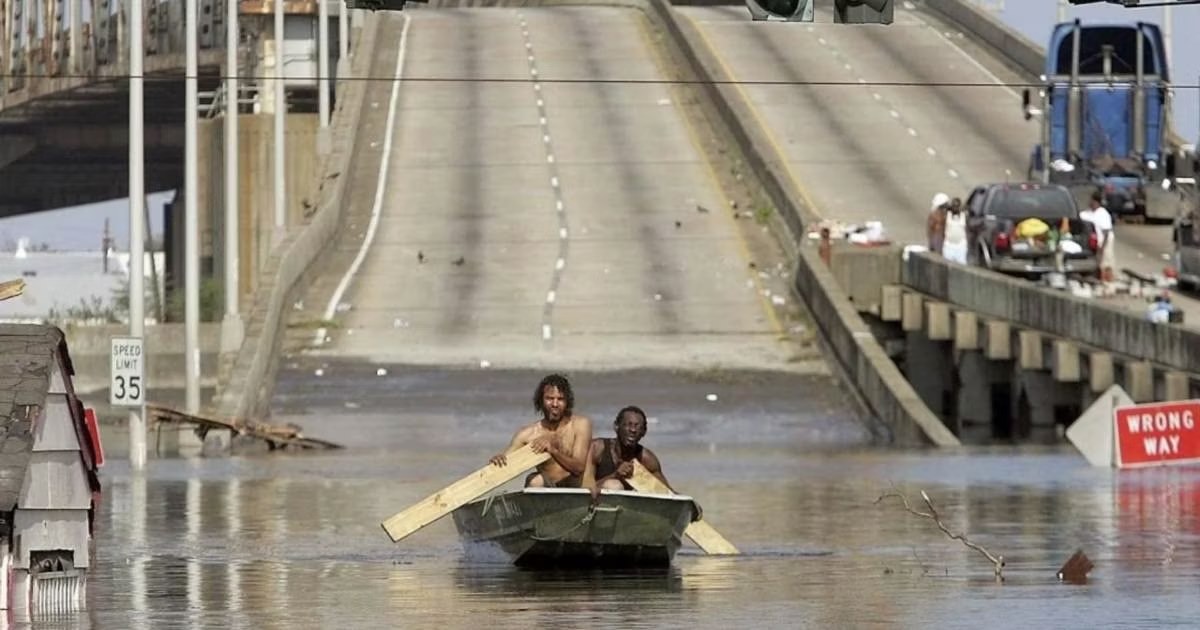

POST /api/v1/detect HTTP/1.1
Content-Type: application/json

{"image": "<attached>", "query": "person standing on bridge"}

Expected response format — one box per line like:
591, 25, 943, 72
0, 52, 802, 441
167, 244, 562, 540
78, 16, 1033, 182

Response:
942, 197, 969, 265
927, 192, 950, 252
1083, 191, 1116, 282
489, 374, 593, 488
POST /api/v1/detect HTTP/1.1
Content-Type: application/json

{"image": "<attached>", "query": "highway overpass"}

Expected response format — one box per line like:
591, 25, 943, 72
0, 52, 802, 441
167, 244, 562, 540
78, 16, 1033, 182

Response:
11, 0, 1186, 446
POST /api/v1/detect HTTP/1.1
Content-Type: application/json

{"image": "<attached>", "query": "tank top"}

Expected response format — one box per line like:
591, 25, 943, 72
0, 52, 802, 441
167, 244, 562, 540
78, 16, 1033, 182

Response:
944, 211, 967, 245
595, 438, 642, 480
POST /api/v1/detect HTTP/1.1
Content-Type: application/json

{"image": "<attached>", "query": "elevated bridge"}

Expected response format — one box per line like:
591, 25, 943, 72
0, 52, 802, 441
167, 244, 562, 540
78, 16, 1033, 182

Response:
0, 0, 343, 216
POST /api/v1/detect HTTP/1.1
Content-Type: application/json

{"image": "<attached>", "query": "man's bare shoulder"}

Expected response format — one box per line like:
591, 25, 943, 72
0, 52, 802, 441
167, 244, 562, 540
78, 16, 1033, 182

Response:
513, 421, 542, 440
639, 446, 663, 468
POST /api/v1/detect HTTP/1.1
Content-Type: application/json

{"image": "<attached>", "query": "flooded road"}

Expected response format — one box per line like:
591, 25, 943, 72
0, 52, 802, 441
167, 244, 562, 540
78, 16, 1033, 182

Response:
66, 362, 1200, 628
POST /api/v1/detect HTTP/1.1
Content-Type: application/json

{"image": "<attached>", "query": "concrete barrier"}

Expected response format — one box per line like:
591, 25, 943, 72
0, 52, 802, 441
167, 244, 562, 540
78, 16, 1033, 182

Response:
923, 0, 1043, 80
904, 251, 1200, 375
796, 248, 959, 446
212, 14, 382, 421
59, 323, 222, 395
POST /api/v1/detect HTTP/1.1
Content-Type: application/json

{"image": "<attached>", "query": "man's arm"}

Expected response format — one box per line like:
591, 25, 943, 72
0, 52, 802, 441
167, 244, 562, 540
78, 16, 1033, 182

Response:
642, 448, 702, 520
489, 425, 531, 466
640, 449, 674, 491
539, 416, 593, 476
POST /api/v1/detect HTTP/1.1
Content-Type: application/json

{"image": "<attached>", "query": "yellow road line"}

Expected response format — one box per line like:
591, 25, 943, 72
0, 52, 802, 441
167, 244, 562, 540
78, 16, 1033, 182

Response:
681, 11, 826, 222
635, 11, 786, 336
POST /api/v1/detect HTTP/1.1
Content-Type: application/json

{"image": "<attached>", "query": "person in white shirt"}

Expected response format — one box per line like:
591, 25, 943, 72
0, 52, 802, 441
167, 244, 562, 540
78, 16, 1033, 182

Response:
1083, 191, 1115, 281
942, 198, 969, 264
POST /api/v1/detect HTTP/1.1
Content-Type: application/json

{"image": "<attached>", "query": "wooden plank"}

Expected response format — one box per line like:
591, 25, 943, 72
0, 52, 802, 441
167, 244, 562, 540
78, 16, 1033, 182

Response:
145, 403, 342, 450
0, 279, 25, 301
381, 444, 550, 543
626, 460, 739, 556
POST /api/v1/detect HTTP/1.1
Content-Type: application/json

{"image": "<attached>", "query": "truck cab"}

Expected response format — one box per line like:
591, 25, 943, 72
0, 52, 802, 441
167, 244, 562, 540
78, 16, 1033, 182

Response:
1023, 21, 1180, 222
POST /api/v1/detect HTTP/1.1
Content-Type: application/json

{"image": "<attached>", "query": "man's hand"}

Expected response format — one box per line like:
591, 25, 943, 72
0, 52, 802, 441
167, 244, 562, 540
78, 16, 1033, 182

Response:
529, 435, 559, 454
614, 461, 633, 479
489, 452, 507, 466
692, 502, 704, 522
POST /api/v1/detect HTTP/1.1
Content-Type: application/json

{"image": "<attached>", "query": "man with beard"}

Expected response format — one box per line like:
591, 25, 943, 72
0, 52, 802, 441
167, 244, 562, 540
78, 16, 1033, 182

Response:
489, 374, 593, 488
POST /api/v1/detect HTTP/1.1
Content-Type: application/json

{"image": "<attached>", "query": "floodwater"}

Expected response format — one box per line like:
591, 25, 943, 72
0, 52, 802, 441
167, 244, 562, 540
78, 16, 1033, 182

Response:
58, 363, 1200, 628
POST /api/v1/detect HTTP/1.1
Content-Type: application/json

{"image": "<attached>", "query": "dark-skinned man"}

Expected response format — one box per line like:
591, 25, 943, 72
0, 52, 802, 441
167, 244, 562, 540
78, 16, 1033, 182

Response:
489, 374, 593, 488
588, 406, 701, 520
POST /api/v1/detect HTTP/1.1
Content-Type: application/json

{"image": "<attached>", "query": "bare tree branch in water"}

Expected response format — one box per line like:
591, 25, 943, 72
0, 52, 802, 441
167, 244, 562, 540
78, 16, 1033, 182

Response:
875, 487, 1006, 579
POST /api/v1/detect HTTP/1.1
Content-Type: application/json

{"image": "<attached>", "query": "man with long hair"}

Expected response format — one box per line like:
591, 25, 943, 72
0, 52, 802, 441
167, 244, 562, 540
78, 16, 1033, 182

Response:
489, 374, 594, 488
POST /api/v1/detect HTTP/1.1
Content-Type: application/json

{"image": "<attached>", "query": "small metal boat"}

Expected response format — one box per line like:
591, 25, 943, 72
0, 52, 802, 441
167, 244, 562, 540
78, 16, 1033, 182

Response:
451, 487, 698, 567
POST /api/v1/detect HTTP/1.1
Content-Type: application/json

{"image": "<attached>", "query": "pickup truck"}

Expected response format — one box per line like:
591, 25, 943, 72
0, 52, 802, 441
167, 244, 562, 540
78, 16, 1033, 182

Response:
964, 182, 1101, 278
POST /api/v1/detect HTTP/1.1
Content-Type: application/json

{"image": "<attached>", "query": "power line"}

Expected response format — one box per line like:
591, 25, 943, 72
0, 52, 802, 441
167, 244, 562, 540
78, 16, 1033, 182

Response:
2, 72, 1200, 89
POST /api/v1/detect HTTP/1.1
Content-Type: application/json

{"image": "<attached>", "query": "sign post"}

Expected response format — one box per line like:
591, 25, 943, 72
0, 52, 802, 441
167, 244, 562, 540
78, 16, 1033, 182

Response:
111, 337, 145, 407
1114, 400, 1200, 468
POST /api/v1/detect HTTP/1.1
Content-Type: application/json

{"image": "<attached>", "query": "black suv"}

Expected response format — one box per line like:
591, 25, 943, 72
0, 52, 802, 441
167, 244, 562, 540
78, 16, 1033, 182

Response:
964, 182, 1101, 278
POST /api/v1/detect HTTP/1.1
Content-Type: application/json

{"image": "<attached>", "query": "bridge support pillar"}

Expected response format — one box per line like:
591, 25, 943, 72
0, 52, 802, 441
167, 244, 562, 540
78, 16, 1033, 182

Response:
1163, 371, 1191, 401
1124, 360, 1154, 402
904, 331, 954, 420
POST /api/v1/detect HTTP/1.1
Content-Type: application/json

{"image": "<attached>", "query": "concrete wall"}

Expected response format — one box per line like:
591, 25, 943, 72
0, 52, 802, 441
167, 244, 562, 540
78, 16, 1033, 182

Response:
213, 18, 379, 421
197, 114, 321, 309
828, 246, 901, 313
795, 248, 957, 445
59, 323, 222, 395
904, 252, 1200, 375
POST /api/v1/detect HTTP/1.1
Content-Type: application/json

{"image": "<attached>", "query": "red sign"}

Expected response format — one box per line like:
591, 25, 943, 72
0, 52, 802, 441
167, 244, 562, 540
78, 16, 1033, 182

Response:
1114, 400, 1200, 468
84, 407, 105, 468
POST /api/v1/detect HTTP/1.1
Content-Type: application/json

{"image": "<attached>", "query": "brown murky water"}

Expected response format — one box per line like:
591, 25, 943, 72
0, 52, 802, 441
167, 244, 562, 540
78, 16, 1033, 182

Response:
62, 363, 1200, 627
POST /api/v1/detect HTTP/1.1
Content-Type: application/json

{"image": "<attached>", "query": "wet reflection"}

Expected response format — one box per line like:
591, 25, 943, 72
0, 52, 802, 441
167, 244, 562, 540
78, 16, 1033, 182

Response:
67, 448, 1200, 627
64, 362, 1200, 627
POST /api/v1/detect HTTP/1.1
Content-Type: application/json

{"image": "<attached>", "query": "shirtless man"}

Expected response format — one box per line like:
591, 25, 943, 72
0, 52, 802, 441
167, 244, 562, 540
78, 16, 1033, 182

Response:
489, 374, 593, 488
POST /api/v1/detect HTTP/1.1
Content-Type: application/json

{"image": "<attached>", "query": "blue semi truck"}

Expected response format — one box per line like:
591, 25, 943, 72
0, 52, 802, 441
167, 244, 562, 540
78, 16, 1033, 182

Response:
1023, 20, 1184, 222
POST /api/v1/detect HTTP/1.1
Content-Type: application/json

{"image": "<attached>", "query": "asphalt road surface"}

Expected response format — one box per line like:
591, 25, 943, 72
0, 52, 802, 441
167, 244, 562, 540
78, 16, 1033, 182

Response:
287, 7, 819, 373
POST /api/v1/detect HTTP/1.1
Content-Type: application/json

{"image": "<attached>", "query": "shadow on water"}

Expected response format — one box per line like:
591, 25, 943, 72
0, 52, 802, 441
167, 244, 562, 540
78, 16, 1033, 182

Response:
452, 562, 685, 597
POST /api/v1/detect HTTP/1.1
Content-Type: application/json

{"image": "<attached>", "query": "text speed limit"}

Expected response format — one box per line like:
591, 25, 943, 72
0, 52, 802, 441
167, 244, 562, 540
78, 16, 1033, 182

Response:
111, 337, 145, 406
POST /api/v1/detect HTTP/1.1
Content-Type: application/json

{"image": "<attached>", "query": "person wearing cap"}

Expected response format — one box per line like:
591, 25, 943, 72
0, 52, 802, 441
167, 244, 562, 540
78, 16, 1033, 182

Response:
927, 192, 950, 252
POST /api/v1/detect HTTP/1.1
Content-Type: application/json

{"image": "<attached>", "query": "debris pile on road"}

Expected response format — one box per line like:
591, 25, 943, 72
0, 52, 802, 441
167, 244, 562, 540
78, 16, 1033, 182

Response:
146, 403, 343, 451
806, 219, 890, 246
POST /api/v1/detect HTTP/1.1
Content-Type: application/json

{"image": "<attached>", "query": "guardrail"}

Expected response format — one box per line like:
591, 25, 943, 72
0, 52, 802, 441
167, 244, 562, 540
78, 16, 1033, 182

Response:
905, 251, 1200, 375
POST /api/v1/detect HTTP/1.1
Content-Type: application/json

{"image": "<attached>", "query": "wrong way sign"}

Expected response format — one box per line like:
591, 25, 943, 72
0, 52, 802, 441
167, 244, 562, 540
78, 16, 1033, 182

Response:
1114, 400, 1200, 469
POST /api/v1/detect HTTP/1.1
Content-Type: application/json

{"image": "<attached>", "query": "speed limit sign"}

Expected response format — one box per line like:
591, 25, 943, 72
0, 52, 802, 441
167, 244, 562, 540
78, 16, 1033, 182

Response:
110, 337, 145, 406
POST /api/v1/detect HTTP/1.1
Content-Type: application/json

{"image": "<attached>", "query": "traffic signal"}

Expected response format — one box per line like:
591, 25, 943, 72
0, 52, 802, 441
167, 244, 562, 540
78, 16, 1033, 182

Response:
833, 0, 893, 24
745, 0, 815, 22
345, 0, 426, 11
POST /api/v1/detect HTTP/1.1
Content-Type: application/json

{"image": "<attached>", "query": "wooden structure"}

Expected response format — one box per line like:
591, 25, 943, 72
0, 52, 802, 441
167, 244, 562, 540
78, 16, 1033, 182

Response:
627, 461, 740, 555
145, 404, 342, 451
381, 445, 549, 542
0, 324, 102, 614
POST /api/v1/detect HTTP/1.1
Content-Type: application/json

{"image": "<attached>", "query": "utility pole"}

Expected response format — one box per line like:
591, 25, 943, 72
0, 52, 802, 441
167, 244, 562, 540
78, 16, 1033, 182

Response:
223, 0, 244, 354
1163, 4, 1173, 71
319, 0, 330, 131
185, 0, 200, 414
274, 0, 287, 238
129, 0, 147, 471
102, 218, 111, 274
